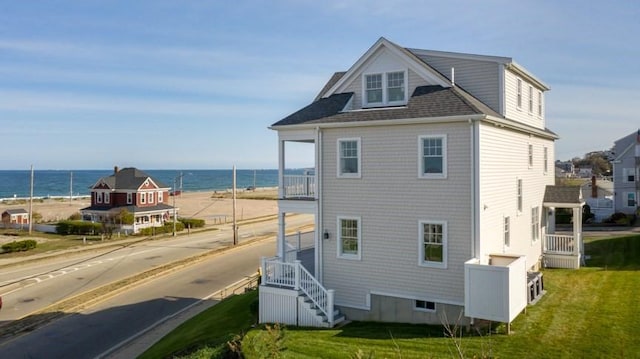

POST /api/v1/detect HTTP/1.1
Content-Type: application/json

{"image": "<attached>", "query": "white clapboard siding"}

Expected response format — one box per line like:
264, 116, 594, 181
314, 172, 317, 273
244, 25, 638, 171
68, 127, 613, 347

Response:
503, 70, 546, 129
321, 122, 472, 308
477, 122, 555, 268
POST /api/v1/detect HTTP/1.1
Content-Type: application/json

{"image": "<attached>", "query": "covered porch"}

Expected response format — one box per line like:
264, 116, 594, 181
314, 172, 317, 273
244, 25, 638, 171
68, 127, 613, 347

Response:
543, 186, 585, 269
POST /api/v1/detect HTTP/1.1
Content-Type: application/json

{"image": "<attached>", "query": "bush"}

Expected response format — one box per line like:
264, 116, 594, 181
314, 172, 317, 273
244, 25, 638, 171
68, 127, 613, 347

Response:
139, 222, 185, 236
68, 212, 82, 220
56, 220, 102, 235
179, 218, 205, 229
2, 239, 37, 253
604, 212, 633, 225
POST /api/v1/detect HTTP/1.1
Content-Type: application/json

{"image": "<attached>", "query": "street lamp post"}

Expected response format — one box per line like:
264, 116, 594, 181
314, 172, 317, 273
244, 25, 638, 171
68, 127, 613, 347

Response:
173, 177, 177, 237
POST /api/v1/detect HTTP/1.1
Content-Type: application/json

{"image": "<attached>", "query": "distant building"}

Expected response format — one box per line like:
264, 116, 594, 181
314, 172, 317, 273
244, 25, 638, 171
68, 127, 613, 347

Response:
1, 208, 29, 227
612, 130, 640, 215
555, 160, 575, 175
80, 167, 175, 234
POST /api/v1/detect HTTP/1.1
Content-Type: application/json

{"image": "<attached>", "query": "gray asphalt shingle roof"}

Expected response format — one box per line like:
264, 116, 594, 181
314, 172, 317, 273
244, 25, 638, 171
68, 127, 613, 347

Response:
272, 85, 500, 127
2, 209, 28, 215
543, 186, 583, 205
94, 168, 168, 190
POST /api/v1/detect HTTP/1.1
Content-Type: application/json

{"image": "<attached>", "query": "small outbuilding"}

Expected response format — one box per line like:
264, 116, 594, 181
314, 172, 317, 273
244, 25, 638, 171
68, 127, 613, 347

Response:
1, 209, 29, 227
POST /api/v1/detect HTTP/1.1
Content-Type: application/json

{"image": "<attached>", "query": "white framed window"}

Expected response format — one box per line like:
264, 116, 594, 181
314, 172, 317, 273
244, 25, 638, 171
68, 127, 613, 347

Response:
537, 91, 543, 116
516, 78, 522, 109
623, 168, 636, 183
419, 220, 447, 269
531, 206, 540, 242
528, 144, 533, 168
543, 146, 549, 174
104, 192, 110, 204
158, 191, 163, 203
337, 138, 361, 178
624, 192, 637, 208
127, 192, 132, 204
419, 135, 447, 179
415, 300, 436, 312
148, 192, 154, 204
140, 192, 146, 204
96, 192, 103, 204
363, 71, 407, 107
517, 179, 523, 213
504, 216, 510, 247
528, 85, 533, 113
337, 216, 361, 260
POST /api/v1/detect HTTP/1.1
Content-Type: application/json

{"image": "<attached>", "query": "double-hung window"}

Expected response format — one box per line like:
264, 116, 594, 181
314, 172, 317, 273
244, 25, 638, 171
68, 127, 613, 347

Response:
528, 144, 533, 168
419, 135, 447, 179
504, 216, 510, 247
419, 221, 447, 268
337, 138, 361, 178
363, 71, 406, 107
337, 216, 361, 260
528, 85, 534, 113
538, 91, 543, 116
531, 206, 540, 242
126, 192, 132, 204
623, 168, 636, 183
104, 192, 110, 204
140, 192, 146, 204
96, 192, 103, 204
158, 191, 163, 203
148, 192, 154, 204
625, 192, 637, 207
543, 146, 549, 174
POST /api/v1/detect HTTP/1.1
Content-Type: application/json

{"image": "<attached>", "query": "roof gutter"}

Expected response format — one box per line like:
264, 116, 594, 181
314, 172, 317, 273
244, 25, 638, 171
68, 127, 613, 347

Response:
270, 114, 487, 131
505, 62, 550, 91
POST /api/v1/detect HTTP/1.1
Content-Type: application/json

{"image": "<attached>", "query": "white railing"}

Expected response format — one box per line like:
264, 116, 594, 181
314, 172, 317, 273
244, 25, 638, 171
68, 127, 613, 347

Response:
284, 242, 298, 263
262, 257, 334, 326
544, 234, 575, 254
283, 175, 316, 198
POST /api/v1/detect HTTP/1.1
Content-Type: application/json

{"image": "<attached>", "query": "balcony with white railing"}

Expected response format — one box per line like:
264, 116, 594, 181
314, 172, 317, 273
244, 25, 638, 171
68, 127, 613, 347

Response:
282, 174, 316, 199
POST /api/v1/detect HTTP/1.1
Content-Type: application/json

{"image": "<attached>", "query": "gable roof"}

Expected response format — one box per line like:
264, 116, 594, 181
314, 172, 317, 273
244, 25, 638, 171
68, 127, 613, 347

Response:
92, 168, 169, 191
543, 186, 584, 208
2, 208, 28, 215
613, 129, 640, 162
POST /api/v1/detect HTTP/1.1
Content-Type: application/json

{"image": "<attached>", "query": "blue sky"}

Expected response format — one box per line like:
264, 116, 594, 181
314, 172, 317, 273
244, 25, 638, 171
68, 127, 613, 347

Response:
1, 1, 638, 170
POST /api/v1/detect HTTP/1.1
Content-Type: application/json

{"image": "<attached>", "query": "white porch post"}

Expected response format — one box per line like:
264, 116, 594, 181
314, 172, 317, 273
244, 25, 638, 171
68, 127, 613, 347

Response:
573, 207, 582, 255
294, 260, 301, 290
260, 256, 267, 284
278, 139, 285, 199
277, 211, 286, 260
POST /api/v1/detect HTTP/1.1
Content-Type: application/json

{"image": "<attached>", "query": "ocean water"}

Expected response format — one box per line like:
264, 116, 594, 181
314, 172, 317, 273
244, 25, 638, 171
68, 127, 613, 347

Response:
0, 169, 286, 200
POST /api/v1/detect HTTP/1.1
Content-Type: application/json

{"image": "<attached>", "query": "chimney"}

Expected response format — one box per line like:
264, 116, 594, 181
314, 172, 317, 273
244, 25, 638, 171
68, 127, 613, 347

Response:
114, 166, 119, 174
591, 176, 597, 198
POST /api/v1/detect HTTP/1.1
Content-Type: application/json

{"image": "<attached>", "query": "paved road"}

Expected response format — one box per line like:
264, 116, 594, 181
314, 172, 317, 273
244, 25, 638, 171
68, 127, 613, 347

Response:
0, 235, 279, 358
0, 214, 313, 322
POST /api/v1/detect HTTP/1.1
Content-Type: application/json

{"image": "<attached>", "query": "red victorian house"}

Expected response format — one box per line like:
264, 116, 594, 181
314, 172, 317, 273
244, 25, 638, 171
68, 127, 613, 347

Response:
80, 167, 176, 234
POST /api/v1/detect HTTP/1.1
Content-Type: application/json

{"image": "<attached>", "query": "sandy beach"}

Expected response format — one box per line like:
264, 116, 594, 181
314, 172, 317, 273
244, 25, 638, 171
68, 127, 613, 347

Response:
0, 188, 278, 229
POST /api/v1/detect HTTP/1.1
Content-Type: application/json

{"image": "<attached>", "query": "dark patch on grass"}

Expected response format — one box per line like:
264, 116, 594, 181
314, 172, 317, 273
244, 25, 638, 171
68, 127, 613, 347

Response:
585, 234, 640, 269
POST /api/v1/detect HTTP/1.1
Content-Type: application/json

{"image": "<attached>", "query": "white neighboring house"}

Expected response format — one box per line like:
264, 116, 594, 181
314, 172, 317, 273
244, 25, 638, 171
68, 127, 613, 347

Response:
582, 177, 614, 222
612, 130, 640, 215
260, 38, 583, 329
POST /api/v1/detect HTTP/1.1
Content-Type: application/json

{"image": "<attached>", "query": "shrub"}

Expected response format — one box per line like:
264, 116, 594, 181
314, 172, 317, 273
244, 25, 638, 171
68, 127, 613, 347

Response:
68, 212, 82, 220
56, 220, 102, 235
179, 218, 205, 228
604, 212, 634, 225
139, 222, 185, 236
2, 239, 37, 253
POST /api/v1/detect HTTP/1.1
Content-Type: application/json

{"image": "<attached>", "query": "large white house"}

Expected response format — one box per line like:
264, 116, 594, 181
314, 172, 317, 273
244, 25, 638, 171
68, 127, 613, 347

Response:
259, 38, 583, 329
612, 130, 640, 215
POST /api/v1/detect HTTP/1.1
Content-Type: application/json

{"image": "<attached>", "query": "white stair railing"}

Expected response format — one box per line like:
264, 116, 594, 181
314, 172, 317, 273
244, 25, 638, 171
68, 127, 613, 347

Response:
261, 257, 334, 327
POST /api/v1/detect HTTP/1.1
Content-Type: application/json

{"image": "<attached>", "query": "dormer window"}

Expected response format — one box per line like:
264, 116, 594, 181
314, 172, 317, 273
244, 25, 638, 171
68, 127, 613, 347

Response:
363, 71, 406, 107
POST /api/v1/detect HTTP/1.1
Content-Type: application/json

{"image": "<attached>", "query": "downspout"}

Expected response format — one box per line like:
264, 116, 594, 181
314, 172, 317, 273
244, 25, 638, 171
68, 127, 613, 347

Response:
316, 127, 323, 283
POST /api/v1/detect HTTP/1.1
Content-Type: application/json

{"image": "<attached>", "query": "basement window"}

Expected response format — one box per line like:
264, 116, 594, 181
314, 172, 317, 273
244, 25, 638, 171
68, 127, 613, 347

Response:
415, 300, 436, 312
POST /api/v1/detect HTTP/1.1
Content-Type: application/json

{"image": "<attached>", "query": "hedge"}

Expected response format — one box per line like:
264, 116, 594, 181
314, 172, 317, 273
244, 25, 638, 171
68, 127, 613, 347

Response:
179, 218, 205, 228
56, 220, 102, 235
139, 222, 185, 236
2, 239, 37, 253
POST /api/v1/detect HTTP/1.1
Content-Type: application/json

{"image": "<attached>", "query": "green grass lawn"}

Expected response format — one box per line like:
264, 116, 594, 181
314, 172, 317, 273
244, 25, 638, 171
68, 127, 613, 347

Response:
146, 234, 640, 358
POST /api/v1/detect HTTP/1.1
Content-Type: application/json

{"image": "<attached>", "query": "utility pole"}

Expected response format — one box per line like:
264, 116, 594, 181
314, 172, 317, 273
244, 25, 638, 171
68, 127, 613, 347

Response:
233, 165, 238, 245
28, 165, 34, 235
